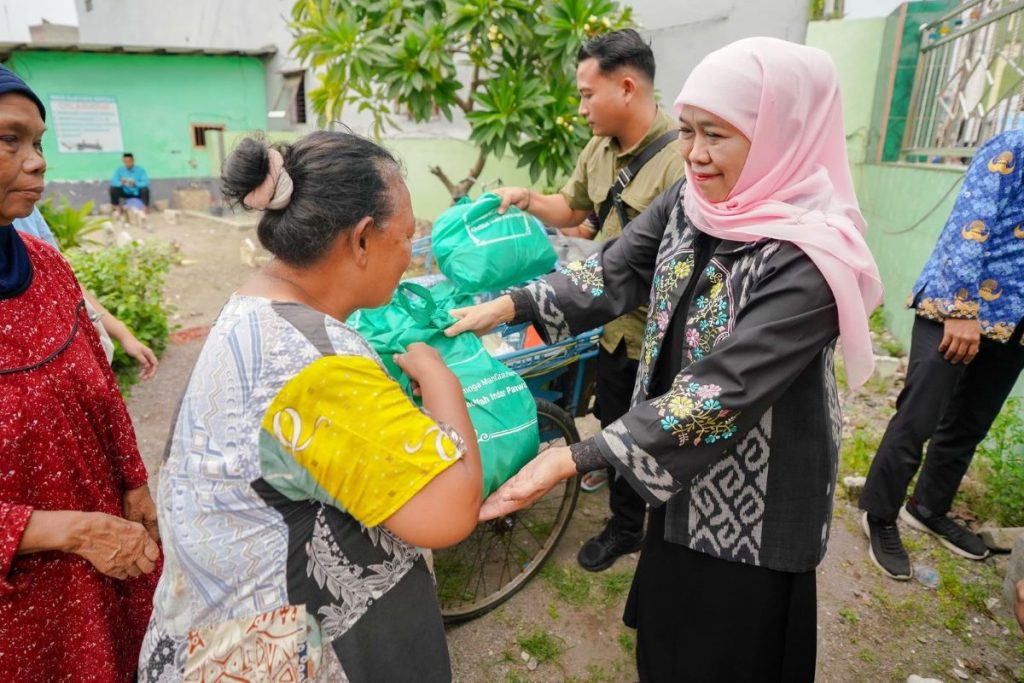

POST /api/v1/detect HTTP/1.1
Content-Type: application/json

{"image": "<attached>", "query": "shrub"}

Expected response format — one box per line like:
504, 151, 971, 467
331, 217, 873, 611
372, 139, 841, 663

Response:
67, 241, 175, 389
37, 196, 105, 251
969, 397, 1024, 526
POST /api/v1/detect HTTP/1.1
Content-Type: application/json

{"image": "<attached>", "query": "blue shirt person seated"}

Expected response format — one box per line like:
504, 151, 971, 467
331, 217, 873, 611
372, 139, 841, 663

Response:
110, 152, 150, 216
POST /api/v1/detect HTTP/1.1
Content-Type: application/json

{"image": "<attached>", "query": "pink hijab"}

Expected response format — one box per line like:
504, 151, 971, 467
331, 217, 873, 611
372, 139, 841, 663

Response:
674, 37, 883, 389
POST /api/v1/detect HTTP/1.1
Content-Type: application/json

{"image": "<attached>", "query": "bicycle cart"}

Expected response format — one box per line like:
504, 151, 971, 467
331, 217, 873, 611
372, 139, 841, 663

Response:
407, 236, 600, 623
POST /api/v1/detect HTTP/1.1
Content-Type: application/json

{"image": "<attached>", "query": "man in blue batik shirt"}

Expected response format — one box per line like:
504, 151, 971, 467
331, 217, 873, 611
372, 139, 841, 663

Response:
110, 152, 150, 217
860, 129, 1024, 580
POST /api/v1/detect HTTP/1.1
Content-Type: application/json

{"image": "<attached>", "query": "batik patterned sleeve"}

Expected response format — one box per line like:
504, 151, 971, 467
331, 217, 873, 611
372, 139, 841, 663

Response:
0, 503, 32, 594
593, 246, 840, 506
521, 180, 682, 344
257, 355, 465, 528
920, 135, 1022, 319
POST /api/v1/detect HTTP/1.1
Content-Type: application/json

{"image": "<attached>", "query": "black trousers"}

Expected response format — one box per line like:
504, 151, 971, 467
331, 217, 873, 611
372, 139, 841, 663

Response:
110, 186, 150, 207
596, 340, 647, 535
860, 316, 1024, 521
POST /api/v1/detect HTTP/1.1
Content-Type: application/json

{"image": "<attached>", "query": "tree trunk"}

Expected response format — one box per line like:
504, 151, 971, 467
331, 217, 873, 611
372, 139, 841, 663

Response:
429, 149, 488, 203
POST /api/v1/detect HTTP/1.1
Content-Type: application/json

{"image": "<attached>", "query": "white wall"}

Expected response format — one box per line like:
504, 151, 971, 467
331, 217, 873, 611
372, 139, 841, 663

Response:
74, 0, 809, 135
639, 0, 809, 104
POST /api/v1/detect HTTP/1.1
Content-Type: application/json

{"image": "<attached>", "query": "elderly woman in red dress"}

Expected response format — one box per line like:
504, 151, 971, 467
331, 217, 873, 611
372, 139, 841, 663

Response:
0, 66, 160, 681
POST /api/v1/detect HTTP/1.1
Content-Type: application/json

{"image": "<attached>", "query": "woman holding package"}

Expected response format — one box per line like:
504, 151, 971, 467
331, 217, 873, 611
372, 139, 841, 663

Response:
0, 66, 160, 682
447, 38, 883, 681
139, 132, 482, 681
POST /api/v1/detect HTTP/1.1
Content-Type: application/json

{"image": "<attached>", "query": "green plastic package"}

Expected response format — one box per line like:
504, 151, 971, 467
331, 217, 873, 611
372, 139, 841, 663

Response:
430, 193, 557, 294
349, 282, 539, 497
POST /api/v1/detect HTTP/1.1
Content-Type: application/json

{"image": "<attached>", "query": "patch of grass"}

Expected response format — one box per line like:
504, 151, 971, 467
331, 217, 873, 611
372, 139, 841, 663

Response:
857, 648, 877, 663
841, 429, 880, 478
547, 602, 560, 620
963, 398, 1024, 526
541, 564, 593, 606
618, 630, 636, 655
838, 607, 859, 625
504, 672, 528, 683
600, 569, 634, 606
517, 629, 565, 663
869, 306, 904, 357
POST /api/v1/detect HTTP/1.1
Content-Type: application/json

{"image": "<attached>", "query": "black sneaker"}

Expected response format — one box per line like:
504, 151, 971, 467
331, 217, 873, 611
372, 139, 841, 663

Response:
577, 521, 643, 572
861, 511, 912, 580
900, 499, 990, 560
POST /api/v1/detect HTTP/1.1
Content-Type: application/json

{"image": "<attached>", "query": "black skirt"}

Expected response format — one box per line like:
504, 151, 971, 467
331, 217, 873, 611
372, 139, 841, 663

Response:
624, 506, 817, 683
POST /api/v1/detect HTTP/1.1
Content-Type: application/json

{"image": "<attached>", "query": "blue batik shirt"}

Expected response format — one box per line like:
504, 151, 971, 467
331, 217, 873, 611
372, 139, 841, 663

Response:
910, 128, 1024, 343
110, 164, 149, 197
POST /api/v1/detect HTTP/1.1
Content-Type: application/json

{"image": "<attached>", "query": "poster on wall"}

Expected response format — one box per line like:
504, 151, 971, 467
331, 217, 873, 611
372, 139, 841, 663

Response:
49, 94, 124, 153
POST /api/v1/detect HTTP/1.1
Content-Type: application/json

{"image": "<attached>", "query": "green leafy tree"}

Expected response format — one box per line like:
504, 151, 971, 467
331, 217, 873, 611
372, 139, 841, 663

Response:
290, 0, 633, 200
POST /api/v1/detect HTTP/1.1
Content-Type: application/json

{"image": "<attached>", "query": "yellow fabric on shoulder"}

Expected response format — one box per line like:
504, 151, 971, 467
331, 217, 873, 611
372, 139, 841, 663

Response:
260, 355, 462, 527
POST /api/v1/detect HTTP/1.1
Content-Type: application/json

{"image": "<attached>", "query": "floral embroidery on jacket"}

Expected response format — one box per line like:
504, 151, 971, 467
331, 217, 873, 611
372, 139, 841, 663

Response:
651, 374, 739, 446
638, 254, 694, 391
685, 262, 734, 361
559, 255, 604, 296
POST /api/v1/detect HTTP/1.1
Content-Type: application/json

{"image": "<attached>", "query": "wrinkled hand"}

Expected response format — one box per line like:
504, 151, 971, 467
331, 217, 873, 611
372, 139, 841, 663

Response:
493, 187, 530, 215
70, 512, 160, 580
121, 334, 159, 380
938, 318, 981, 364
123, 485, 159, 543
445, 296, 515, 338
479, 446, 576, 520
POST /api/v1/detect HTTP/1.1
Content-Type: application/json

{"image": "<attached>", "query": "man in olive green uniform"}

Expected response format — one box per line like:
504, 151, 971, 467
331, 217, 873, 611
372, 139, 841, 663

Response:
495, 29, 684, 572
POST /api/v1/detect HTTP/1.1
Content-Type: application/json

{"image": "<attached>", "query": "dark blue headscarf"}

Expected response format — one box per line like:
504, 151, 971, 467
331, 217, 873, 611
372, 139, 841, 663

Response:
0, 64, 46, 299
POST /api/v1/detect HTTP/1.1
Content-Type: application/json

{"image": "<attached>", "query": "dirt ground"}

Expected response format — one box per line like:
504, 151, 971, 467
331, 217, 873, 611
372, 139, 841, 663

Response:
119, 211, 1024, 682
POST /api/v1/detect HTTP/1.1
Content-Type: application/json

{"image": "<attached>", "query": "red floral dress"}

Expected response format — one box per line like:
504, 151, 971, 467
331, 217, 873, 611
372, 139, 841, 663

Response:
0, 235, 158, 682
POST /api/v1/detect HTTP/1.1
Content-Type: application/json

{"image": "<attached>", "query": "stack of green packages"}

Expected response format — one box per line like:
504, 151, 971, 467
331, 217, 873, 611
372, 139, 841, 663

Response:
349, 282, 539, 497
430, 193, 557, 294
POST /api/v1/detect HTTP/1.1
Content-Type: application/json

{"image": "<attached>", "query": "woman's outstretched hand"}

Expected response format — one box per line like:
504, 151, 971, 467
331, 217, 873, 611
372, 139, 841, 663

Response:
479, 446, 577, 520
445, 295, 516, 338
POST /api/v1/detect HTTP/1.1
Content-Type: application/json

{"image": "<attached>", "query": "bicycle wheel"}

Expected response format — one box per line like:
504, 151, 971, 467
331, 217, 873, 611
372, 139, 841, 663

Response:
435, 398, 581, 623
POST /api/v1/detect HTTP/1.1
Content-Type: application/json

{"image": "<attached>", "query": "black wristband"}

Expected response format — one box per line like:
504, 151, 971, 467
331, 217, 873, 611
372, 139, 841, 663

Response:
570, 439, 608, 473
509, 289, 535, 325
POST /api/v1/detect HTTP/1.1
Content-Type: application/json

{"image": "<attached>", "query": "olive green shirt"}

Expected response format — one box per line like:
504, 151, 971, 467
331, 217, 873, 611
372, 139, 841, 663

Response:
559, 109, 685, 359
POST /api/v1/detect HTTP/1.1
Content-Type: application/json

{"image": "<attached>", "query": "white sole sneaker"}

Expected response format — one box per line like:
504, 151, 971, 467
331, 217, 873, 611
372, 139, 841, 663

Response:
861, 512, 912, 581
898, 507, 990, 560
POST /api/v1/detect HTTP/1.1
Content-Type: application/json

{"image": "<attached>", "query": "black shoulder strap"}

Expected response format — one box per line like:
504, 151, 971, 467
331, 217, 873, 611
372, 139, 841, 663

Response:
596, 129, 678, 232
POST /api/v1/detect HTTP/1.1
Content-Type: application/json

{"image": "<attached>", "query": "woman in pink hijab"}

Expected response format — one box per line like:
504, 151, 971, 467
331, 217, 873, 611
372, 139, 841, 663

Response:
448, 37, 882, 680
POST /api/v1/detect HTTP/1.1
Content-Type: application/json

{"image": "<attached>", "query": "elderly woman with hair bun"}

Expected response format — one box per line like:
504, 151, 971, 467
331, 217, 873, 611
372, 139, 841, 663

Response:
139, 132, 482, 681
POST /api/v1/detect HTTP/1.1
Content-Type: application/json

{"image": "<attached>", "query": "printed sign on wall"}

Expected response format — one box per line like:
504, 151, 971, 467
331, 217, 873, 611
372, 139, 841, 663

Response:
50, 94, 124, 153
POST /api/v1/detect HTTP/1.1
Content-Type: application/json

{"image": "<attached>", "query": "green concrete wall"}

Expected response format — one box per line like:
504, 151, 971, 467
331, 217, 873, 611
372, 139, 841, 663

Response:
6, 51, 267, 183
215, 131, 550, 221
807, 17, 887, 164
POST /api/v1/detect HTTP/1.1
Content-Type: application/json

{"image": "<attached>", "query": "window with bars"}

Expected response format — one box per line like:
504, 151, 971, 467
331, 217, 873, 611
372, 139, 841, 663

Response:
902, 0, 1024, 162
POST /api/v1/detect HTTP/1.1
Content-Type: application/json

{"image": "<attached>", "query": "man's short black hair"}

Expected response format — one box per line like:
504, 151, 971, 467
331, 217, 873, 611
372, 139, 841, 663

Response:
123, 153, 134, 159
577, 28, 655, 83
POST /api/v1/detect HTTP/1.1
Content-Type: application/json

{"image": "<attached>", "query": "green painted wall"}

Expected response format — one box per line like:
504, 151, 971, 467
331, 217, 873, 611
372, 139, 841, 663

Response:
215, 131, 550, 221
807, 17, 887, 164
6, 51, 267, 182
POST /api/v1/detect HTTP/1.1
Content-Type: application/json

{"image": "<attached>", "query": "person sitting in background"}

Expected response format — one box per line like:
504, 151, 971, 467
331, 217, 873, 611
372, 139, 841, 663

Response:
110, 153, 149, 217
140, 132, 482, 681
0, 63, 160, 683
13, 206, 158, 379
